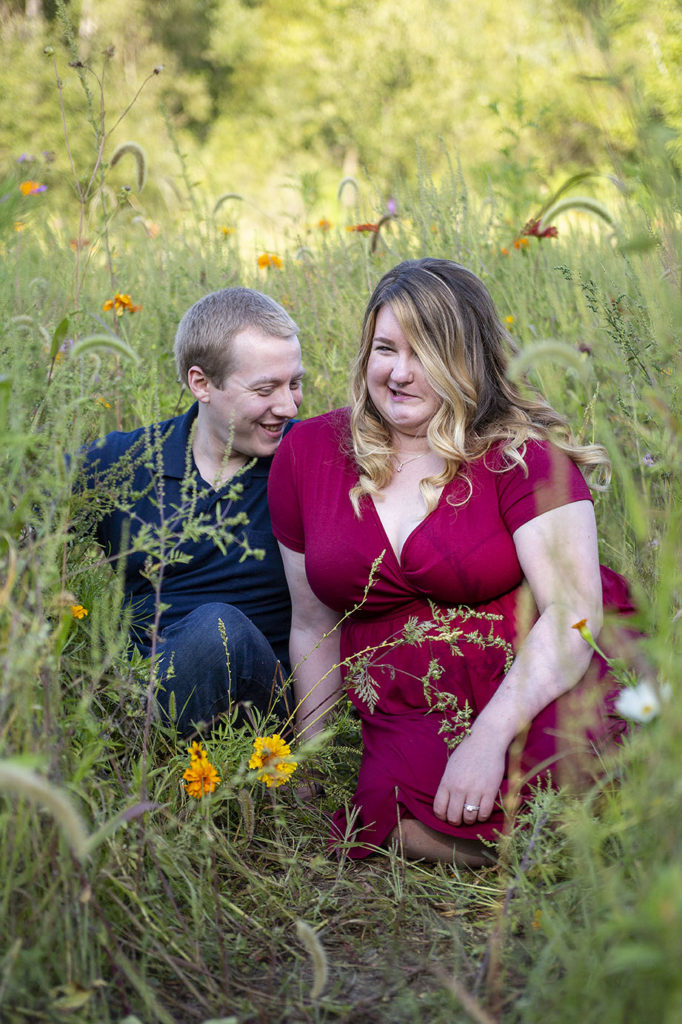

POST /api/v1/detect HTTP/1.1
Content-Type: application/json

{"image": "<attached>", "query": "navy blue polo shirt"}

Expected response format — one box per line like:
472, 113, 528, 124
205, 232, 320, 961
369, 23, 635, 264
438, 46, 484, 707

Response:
78, 403, 292, 669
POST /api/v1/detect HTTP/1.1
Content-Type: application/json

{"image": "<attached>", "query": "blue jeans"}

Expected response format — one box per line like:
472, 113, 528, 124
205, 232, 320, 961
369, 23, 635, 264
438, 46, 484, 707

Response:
136, 603, 289, 738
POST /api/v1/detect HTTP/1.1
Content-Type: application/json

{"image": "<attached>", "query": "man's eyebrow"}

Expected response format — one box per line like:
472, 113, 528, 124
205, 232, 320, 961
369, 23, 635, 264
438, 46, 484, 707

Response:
249, 369, 306, 387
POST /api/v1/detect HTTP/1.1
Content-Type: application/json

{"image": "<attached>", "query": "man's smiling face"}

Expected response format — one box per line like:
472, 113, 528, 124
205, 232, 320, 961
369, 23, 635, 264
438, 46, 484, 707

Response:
203, 326, 304, 459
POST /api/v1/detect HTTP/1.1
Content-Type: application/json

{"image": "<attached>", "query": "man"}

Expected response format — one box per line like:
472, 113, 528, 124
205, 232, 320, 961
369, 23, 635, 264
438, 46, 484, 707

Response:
78, 287, 304, 736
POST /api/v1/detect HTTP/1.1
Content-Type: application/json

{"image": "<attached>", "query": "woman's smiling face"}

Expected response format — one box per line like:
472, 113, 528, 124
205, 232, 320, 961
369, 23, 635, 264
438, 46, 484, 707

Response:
366, 304, 441, 440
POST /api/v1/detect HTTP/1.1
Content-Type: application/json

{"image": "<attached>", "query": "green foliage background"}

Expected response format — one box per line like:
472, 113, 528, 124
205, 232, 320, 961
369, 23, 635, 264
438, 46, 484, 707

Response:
1, 2, 681, 1023
2, 0, 682, 227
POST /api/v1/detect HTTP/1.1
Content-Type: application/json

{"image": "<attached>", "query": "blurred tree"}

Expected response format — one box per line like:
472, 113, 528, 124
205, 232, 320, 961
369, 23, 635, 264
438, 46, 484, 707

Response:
0, 0, 679, 222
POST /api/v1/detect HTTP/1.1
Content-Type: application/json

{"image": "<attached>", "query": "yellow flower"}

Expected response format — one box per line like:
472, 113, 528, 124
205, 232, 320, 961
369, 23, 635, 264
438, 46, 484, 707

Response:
183, 744, 220, 798
257, 253, 283, 269
316, 218, 332, 230
14, 221, 26, 232
71, 604, 88, 619
187, 740, 206, 761
249, 734, 298, 788
219, 225, 235, 236
103, 292, 142, 315
95, 396, 111, 409
505, 315, 514, 326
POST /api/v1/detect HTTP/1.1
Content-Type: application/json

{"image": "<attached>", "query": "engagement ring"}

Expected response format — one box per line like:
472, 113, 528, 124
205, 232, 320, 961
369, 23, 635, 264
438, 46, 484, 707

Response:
463, 803, 480, 813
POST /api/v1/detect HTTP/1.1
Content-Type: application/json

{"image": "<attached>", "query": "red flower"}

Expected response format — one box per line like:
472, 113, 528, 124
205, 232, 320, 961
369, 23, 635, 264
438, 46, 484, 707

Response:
522, 219, 558, 239
346, 222, 380, 233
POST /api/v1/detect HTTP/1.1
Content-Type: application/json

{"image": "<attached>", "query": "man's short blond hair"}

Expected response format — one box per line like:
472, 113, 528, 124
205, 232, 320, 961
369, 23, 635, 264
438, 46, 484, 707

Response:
174, 287, 298, 386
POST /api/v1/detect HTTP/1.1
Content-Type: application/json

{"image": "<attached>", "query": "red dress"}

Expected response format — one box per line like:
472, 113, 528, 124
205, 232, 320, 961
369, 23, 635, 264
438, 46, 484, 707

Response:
268, 409, 633, 857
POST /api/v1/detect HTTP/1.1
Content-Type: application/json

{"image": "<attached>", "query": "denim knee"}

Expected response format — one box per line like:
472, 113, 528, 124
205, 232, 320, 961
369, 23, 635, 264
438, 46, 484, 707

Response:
144, 603, 286, 736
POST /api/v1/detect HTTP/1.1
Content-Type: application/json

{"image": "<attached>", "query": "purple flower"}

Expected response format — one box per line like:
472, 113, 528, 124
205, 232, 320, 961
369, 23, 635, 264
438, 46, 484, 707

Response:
386, 197, 397, 215
642, 453, 655, 467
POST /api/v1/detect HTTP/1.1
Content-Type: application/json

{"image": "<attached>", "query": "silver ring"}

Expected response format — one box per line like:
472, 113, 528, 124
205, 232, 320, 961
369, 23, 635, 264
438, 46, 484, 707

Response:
463, 803, 480, 813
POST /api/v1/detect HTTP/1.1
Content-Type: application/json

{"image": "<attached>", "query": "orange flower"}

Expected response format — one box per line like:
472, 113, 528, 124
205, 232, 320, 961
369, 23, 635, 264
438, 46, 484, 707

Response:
316, 218, 332, 230
500, 247, 509, 256
71, 604, 88, 619
19, 180, 47, 196
346, 222, 379, 233
103, 292, 142, 315
571, 618, 596, 647
182, 742, 221, 799
257, 253, 283, 269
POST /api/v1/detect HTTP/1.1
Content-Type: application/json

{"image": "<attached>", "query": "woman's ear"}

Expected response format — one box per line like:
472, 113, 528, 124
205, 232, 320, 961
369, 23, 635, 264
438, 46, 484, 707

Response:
187, 365, 211, 403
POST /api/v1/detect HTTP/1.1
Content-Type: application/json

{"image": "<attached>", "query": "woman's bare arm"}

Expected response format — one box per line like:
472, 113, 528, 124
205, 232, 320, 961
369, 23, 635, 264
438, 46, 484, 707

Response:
434, 499, 603, 825
279, 543, 343, 739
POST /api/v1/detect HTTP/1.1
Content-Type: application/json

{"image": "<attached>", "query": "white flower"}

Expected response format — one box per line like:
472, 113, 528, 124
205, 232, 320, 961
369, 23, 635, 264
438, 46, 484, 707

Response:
614, 679, 668, 723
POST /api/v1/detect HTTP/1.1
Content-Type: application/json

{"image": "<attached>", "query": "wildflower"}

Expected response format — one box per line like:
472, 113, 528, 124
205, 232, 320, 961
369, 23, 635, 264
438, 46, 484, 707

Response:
500, 247, 509, 256
346, 223, 379, 234
614, 679, 665, 723
577, 342, 592, 354
183, 742, 221, 798
249, 733, 298, 788
14, 221, 25, 232
386, 197, 397, 215
505, 315, 514, 327
513, 237, 530, 250
19, 180, 47, 196
522, 218, 558, 239
70, 238, 90, 250
71, 604, 88, 619
316, 218, 332, 230
642, 453, 655, 467
257, 253, 283, 269
95, 396, 111, 408
571, 618, 594, 644
103, 292, 142, 315
218, 225, 235, 237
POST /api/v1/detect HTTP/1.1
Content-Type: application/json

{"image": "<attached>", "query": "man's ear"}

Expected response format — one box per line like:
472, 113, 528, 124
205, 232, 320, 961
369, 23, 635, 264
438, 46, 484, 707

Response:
187, 365, 211, 403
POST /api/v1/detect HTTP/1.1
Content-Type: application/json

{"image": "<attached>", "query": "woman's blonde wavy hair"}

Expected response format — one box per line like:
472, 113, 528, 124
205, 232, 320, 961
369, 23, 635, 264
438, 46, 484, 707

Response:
348, 258, 610, 515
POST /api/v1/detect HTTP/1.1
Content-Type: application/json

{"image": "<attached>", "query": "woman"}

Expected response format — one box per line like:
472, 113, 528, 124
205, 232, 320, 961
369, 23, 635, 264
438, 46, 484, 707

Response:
268, 258, 633, 865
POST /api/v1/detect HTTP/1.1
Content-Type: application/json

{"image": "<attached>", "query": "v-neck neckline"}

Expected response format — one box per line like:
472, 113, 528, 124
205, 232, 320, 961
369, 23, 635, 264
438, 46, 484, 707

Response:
368, 485, 447, 568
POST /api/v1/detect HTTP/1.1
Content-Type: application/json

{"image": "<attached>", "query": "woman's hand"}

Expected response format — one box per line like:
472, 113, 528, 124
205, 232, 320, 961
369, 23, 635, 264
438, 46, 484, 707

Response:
433, 729, 507, 825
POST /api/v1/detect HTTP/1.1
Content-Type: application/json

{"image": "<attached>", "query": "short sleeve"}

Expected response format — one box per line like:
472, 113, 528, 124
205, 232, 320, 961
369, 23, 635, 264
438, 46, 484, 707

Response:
268, 427, 306, 553
495, 440, 592, 535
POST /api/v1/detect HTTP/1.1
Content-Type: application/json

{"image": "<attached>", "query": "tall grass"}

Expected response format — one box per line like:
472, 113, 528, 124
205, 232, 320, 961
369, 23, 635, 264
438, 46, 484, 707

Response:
1, 51, 681, 1023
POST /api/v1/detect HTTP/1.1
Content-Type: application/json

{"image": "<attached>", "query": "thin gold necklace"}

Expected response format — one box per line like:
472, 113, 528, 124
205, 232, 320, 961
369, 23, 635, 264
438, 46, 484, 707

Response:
393, 451, 430, 473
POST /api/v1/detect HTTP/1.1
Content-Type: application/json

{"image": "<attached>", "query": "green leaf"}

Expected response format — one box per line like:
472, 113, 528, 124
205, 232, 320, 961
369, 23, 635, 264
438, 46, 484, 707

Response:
49, 316, 69, 360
